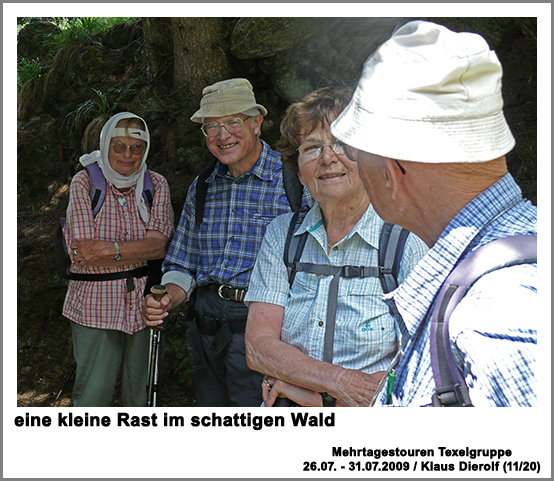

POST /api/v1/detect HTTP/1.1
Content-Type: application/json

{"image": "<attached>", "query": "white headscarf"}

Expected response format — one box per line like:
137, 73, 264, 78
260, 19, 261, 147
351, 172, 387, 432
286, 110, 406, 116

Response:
79, 112, 151, 223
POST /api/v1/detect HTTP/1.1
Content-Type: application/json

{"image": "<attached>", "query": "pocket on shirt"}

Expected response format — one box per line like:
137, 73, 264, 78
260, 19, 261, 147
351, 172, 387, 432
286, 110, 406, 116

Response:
339, 277, 389, 312
337, 277, 395, 346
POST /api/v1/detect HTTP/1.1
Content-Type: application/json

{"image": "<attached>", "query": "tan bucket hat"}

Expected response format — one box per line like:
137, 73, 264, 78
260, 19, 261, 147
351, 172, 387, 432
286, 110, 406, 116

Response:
190, 78, 268, 123
331, 21, 515, 163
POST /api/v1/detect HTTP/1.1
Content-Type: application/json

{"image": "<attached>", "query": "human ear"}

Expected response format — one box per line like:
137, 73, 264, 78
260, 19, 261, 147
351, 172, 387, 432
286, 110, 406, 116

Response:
383, 157, 401, 200
252, 115, 264, 135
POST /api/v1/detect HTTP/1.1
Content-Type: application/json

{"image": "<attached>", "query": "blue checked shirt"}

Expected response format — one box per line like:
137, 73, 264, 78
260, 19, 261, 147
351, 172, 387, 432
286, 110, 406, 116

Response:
162, 140, 311, 294
244, 202, 428, 373
375, 174, 537, 407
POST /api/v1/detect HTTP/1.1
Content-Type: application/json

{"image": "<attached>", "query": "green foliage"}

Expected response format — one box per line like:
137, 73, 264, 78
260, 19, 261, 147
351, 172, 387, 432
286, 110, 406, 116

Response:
17, 57, 47, 91
62, 84, 137, 135
17, 18, 136, 91
45, 17, 134, 50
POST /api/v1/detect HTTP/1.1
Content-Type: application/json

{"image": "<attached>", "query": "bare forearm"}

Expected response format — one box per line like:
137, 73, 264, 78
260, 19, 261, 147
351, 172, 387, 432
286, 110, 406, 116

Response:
245, 303, 345, 397
245, 302, 386, 406
253, 342, 384, 406
247, 332, 343, 395
71, 231, 169, 268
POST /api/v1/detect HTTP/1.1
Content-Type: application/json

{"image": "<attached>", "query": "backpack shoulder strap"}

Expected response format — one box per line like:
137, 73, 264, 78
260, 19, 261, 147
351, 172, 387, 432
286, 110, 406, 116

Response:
84, 163, 107, 218
85, 164, 156, 215
430, 234, 537, 407
282, 166, 304, 213
378, 222, 410, 294
142, 170, 155, 209
283, 210, 309, 287
195, 161, 217, 225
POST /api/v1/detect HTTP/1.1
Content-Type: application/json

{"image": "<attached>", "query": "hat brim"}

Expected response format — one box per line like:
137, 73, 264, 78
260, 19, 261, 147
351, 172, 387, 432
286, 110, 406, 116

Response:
191, 104, 267, 123
331, 102, 515, 163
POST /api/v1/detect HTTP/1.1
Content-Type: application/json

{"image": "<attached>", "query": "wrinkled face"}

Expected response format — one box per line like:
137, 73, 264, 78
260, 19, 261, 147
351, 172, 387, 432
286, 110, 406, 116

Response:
204, 114, 263, 177
297, 124, 365, 204
108, 136, 146, 176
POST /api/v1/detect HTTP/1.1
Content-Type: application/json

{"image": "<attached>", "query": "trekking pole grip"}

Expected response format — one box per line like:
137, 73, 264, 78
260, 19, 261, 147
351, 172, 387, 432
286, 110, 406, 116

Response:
150, 285, 167, 331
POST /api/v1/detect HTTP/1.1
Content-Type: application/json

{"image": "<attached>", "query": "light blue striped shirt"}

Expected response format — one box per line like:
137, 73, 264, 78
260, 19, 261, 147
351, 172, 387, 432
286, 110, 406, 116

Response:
376, 174, 537, 407
245, 202, 428, 374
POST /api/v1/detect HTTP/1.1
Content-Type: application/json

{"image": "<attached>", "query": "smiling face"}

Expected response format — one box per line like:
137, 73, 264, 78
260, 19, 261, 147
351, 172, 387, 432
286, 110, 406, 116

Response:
297, 123, 366, 205
108, 118, 147, 176
204, 114, 264, 178
108, 136, 146, 176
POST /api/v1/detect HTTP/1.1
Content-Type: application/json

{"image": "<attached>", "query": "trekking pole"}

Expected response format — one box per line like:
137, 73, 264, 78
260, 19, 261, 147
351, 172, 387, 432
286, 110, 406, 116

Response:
55, 363, 77, 401
147, 284, 167, 407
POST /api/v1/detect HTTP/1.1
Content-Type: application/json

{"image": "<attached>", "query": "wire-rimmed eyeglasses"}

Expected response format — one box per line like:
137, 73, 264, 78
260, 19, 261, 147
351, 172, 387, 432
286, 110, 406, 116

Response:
201, 116, 251, 138
296, 141, 346, 161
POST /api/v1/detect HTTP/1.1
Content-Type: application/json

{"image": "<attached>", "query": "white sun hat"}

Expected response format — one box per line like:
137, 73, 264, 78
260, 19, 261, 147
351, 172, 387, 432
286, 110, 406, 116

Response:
331, 20, 515, 163
190, 78, 267, 123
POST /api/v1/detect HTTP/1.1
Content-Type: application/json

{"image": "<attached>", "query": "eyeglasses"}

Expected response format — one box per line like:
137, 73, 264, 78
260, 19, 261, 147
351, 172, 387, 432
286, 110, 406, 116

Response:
337, 141, 406, 175
111, 141, 145, 155
297, 141, 346, 161
201, 116, 251, 138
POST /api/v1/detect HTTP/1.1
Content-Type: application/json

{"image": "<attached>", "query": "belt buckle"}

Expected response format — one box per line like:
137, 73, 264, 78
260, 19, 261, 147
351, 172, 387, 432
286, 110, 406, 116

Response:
218, 284, 232, 301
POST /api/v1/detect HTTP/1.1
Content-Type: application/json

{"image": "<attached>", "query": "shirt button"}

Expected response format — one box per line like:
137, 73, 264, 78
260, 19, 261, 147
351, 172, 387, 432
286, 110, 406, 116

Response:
318, 321, 324, 327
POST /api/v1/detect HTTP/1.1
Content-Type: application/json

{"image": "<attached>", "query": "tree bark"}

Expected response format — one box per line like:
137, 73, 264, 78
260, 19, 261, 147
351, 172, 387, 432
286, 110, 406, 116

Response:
142, 17, 174, 86
171, 17, 233, 105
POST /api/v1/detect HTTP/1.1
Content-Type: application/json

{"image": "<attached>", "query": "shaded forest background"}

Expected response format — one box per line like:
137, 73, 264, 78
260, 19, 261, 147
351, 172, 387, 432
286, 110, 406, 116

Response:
16, 17, 537, 407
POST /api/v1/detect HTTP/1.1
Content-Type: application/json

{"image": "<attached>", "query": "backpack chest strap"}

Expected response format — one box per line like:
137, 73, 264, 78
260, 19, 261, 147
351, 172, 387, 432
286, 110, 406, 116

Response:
294, 263, 380, 279
293, 262, 379, 363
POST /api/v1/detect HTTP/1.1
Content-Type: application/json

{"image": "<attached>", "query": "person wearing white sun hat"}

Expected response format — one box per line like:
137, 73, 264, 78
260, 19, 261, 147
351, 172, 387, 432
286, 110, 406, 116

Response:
331, 20, 537, 407
142, 78, 311, 406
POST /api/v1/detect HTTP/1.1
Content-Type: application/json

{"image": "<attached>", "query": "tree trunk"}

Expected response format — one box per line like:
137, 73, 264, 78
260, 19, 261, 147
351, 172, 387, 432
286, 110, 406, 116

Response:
171, 17, 233, 105
142, 17, 174, 86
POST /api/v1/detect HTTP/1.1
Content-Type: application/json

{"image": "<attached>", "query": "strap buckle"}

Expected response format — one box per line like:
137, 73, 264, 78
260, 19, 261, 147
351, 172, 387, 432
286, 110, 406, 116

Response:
343, 266, 362, 278
217, 285, 246, 302
431, 384, 474, 407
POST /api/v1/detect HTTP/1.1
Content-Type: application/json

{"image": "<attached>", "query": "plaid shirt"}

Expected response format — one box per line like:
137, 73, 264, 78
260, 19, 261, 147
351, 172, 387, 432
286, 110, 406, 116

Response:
62, 169, 174, 335
244, 203, 428, 373
162, 140, 312, 293
375, 174, 537, 407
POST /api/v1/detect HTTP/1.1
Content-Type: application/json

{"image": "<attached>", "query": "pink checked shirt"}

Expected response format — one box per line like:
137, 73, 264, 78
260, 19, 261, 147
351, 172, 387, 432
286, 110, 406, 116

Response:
62, 169, 174, 334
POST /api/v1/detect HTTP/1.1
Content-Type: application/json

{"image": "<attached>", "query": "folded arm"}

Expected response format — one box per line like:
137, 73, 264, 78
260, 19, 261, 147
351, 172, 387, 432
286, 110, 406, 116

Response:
71, 230, 170, 268
245, 302, 385, 407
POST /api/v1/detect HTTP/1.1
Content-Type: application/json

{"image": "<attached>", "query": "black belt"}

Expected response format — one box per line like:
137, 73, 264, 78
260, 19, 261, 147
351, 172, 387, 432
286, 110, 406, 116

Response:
66, 265, 149, 292
207, 283, 248, 303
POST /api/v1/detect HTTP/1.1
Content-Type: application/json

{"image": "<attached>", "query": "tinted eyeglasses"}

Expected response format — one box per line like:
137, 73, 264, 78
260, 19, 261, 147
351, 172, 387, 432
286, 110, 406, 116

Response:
336, 141, 406, 175
111, 141, 146, 155
201, 116, 251, 138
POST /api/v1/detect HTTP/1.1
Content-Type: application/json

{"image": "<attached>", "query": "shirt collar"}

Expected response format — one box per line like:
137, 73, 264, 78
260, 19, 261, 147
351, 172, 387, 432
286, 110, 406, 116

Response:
296, 201, 382, 250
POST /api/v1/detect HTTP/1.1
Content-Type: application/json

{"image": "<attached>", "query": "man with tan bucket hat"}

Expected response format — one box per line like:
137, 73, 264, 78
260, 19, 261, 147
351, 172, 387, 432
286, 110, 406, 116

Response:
332, 21, 537, 407
142, 78, 311, 406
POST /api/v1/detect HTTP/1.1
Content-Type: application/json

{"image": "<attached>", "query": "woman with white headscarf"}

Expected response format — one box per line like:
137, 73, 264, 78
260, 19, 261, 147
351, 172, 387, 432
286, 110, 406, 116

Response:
62, 112, 174, 406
